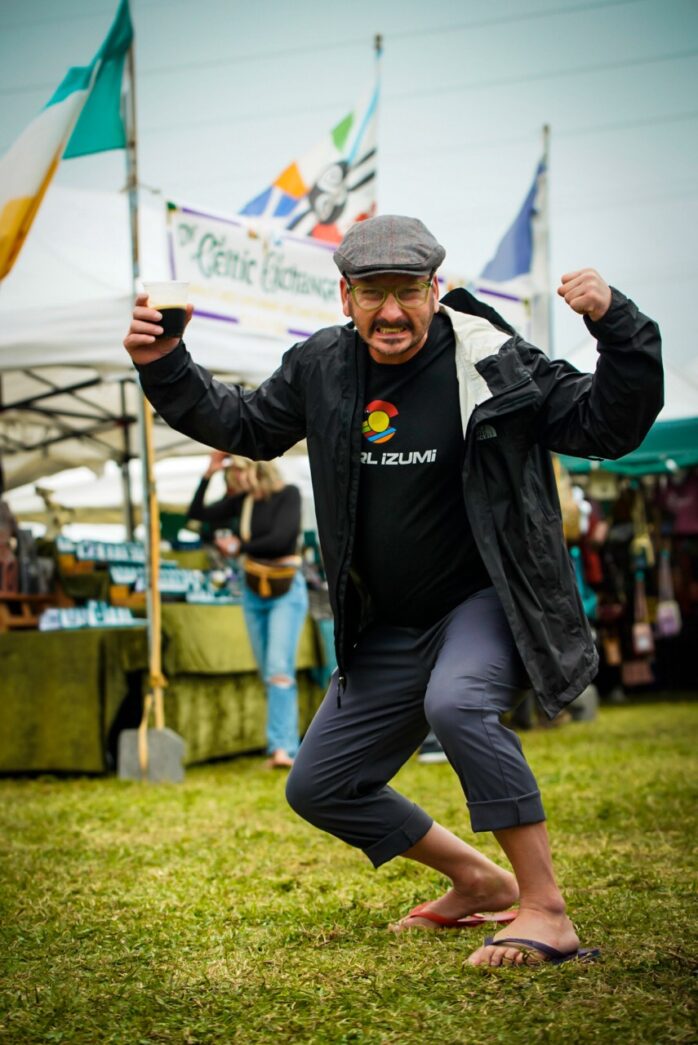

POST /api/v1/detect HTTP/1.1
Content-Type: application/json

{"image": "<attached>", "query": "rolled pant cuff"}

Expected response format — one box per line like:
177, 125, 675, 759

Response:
468, 790, 545, 832
364, 806, 433, 869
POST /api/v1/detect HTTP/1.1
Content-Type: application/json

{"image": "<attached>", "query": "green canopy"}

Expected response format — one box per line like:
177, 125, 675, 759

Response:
559, 417, 698, 476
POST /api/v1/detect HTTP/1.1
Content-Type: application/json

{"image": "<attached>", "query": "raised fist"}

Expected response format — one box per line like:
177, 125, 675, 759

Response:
557, 269, 612, 323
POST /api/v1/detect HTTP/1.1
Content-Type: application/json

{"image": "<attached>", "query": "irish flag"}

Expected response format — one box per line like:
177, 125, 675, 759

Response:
0, 0, 133, 280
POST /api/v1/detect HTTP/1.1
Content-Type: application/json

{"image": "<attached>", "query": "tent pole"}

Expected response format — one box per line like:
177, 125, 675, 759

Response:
124, 34, 166, 759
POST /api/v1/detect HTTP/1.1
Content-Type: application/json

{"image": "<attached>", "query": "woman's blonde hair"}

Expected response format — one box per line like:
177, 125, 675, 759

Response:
251, 460, 285, 499
224, 456, 284, 499
223, 455, 254, 494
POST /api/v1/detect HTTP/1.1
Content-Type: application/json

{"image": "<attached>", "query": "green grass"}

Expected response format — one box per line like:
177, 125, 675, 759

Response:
1, 702, 696, 1044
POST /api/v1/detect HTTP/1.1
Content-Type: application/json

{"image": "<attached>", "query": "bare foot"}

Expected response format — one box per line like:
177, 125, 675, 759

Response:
466, 905, 579, 966
266, 749, 294, 769
391, 868, 519, 932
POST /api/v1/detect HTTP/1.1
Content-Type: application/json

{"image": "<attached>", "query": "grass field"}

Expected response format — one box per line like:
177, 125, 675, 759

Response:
1, 700, 696, 1044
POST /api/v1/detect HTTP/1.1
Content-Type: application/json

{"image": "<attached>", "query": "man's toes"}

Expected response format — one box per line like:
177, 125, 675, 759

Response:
468, 945, 526, 967
467, 945, 494, 966
489, 946, 512, 968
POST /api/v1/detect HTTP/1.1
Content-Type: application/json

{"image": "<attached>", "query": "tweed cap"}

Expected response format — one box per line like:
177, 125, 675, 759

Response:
333, 215, 446, 278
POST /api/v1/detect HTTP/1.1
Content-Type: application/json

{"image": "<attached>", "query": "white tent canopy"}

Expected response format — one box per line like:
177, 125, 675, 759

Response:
0, 184, 303, 496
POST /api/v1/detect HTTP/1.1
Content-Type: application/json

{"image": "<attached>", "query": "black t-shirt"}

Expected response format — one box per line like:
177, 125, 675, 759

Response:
353, 312, 490, 627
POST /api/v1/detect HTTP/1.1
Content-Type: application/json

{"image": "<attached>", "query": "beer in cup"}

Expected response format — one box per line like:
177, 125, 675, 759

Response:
142, 280, 189, 340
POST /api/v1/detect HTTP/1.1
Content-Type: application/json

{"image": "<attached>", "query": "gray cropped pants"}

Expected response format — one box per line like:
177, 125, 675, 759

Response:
286, 586, 545, 868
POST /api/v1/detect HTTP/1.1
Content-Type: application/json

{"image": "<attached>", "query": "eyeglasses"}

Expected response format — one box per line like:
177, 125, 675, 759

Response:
346, 280, 433, 311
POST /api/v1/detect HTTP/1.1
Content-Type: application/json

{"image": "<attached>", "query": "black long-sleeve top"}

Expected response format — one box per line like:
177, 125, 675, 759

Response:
187, 478, 301, 559
187, 476, 244, 529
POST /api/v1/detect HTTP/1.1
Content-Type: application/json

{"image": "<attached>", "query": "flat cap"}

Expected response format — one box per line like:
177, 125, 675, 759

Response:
333, 214, 446, 278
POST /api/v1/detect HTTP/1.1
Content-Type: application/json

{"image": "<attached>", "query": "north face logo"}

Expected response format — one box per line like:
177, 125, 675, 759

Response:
476, 424, 497, 441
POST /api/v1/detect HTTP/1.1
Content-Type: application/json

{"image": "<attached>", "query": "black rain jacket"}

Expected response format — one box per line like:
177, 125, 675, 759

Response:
138, 287, 662, 717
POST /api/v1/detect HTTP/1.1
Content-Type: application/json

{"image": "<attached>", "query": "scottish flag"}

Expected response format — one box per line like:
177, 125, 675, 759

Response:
476, 155, 551, 353
481, 160, 546, 282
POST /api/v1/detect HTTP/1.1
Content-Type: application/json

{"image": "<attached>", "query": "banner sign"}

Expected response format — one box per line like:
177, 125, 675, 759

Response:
167, 201, 533, 347
167, 202, 345, 340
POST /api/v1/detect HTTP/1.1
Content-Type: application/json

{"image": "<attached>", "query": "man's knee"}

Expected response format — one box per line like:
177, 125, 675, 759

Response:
285, 763, 315, 818
424, 684, 465, 735
286, 766, 332, 830
425, 680, 498, 737
286, 757, 354, 828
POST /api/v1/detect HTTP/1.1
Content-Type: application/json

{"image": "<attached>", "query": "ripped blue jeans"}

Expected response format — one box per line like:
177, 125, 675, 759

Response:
242, 569, 309, 756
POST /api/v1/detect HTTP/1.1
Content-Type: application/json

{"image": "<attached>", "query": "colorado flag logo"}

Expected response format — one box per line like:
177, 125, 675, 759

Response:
362, 400, 398, 444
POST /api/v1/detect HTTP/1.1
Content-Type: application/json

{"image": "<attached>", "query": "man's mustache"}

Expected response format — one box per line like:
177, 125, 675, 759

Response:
370, 319, 413, 334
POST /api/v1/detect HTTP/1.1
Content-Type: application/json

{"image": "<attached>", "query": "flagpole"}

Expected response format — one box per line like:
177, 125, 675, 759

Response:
374, 34, 382, 214
530, 124, 552, 357
124, 36, 166, 766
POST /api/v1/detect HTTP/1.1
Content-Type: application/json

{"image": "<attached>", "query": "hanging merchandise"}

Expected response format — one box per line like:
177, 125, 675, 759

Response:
663, 470, 698, 537
621, 657, 654, 687
602, 631, 622, 666
581, 499, 608, 586
630, 483, 655, 568
596, 544, 624, 667
553, 457, 581, 542
632, 569, 655, 657
655, 548, 682, 638
622, 568, 655, 686
597, 546, 626, 623
587, 469, 620, 503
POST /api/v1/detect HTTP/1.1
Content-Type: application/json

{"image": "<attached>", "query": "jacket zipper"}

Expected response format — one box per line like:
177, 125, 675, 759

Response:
460, 376, 545, 679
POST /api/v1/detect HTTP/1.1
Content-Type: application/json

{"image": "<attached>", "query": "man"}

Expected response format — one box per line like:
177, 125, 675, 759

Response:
124, 215, 662, 966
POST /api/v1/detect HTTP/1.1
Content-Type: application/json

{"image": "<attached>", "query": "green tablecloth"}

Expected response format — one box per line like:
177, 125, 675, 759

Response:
0, 626, 147, 773
0, 606, 325, 773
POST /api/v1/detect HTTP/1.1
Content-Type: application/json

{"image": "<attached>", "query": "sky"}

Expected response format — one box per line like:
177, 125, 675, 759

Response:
1, 0, 697, 375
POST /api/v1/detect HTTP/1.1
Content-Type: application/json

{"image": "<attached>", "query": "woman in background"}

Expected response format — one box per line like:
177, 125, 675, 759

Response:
213, 458, 308, 769
186, 450, 249, 537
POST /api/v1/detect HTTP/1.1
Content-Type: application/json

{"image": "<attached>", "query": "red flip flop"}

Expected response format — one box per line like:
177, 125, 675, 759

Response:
405, 901, 518, 928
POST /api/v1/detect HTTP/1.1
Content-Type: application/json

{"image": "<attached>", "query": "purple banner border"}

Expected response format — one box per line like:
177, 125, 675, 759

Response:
196, 309, 241, 325
166, 201, 338, 253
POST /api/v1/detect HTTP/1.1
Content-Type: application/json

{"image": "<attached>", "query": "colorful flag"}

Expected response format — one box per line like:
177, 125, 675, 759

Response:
0, 0, 133, 280
239, 83, 379, 244
476, 156, 551, 352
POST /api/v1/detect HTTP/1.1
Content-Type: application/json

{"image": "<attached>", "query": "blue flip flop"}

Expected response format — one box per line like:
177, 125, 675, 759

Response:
483, 935, 601, 965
